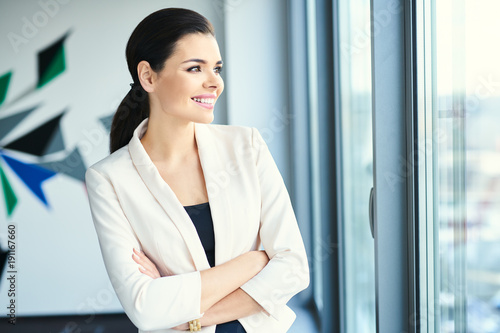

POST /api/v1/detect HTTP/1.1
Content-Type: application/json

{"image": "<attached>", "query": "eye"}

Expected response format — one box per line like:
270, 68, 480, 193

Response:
214, 66, 223, 74
187, 66, 201, 73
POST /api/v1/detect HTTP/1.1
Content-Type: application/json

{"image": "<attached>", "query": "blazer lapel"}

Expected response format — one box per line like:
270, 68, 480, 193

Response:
128, 119, 210, 271
195, 123, 234, 266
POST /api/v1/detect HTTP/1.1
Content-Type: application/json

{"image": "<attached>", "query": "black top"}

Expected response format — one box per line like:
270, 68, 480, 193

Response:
184, 202, 216, 267
184, 202, 247, 333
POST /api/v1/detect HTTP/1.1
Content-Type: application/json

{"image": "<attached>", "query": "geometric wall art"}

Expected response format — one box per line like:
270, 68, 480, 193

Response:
0, 32, 75, 217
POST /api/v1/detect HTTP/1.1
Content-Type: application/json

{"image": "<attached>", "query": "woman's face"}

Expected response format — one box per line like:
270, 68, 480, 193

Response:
149, 33, 224, 124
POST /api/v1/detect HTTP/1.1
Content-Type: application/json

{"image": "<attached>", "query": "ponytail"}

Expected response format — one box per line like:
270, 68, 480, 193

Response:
109, 84, 149, 153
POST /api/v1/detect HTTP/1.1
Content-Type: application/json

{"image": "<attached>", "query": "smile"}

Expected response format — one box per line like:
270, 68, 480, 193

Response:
191, 96, 216, 109
192, 97, 215, 104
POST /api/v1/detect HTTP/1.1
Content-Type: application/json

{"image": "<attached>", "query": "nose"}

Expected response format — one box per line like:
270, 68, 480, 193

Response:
203, 71, 223, 90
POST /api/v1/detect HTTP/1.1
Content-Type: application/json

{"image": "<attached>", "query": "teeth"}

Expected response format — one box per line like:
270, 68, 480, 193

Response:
193, 98, 215, 104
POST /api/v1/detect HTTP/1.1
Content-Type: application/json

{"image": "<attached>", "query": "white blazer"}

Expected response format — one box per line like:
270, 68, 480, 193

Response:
85, 118, 309, 333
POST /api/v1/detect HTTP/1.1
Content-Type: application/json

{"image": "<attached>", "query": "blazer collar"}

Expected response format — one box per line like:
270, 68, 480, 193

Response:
194, 122, 234, 267
128, 119, 233, 270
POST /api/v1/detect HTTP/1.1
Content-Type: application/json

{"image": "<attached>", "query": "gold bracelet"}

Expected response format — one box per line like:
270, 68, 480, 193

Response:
188, 318, 201, 331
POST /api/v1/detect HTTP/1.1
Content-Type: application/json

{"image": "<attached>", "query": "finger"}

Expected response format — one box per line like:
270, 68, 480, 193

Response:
132, 253, 160, 278
138, 265, 155, 279
132, 253, 156, 272
132, 253, 143, 264
132, 254, 155, 274
138, 264, 160, 279
132, 249, 160, 279
133, 248, 146, 258
133, 248, 153, 265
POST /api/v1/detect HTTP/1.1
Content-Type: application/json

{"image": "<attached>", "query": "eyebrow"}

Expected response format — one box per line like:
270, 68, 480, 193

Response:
182, 58, 223, 65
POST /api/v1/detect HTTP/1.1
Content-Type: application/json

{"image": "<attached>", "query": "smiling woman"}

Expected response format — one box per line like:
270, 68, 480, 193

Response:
84, 7, 309, 333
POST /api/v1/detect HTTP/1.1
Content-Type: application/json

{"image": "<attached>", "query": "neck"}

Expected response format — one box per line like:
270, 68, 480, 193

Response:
140, 113, 197, 164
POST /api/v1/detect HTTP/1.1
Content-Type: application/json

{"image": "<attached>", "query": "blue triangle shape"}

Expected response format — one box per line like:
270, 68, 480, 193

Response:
0, 153, 56, 206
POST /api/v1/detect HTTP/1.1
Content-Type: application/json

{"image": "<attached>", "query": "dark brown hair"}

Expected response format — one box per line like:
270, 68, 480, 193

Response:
109, 8, 215, 153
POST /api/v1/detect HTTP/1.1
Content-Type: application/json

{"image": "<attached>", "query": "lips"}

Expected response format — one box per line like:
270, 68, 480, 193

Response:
191, 94, 217, 109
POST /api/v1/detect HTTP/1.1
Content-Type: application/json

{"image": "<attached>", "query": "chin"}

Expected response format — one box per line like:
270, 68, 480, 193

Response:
195, 113, 215, 124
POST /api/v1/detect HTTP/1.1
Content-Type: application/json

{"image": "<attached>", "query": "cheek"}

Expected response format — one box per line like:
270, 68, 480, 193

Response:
158, 80, 176, 100
161, 79, 190, 103
178, 76, 199, 98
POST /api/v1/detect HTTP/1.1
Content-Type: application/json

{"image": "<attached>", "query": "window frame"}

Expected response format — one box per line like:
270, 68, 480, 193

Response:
370, 0, 417, 331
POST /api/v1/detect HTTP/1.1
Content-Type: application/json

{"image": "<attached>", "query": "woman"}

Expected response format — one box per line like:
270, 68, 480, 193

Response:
85, 8, 309, 333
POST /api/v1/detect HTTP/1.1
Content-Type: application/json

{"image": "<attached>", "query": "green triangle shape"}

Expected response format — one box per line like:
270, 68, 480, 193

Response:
37, 44, 66, 89
0, 71, 12, 106
0, 164, 18, 217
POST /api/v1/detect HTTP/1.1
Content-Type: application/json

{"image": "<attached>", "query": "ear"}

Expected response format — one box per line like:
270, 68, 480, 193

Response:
137, 61, 156, 93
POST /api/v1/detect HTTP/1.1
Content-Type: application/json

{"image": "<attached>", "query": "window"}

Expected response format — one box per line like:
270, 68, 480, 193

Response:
293, 1, 500, 332
417, 0, 500, 332
337, 0, 376, 332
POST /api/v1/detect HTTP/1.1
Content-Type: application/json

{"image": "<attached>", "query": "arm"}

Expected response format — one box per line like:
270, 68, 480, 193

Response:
134, 250, 267, 327
201, 288, 264, 326
86, 168, 266, 331
199, 251, 268, 314
86, 167, 200, 330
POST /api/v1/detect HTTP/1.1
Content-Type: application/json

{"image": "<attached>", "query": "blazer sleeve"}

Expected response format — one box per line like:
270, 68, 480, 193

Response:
85, 167, 203, 331
240, 128, 310, 320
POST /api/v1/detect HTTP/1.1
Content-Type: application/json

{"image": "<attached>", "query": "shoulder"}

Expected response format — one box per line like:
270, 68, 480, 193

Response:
86, 145, 131, 178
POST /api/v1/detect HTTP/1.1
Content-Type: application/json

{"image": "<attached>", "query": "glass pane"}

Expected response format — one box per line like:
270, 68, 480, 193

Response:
338, 0, 375, 332
421, 0, 500, 331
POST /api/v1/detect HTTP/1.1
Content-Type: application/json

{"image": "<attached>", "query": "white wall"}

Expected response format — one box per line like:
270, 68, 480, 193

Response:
224, 0, 292, 186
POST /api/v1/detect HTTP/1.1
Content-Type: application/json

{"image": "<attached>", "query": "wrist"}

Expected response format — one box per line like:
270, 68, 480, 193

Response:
188, 318, 202, 331
199, 310, 213, 327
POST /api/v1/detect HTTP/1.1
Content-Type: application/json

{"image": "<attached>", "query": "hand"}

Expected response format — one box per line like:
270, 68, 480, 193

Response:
132, 248, 161, 279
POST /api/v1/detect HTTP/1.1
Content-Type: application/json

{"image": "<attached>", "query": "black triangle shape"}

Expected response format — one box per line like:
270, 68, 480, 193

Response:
38, 34, 67, 84
4, 112, 65, 156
